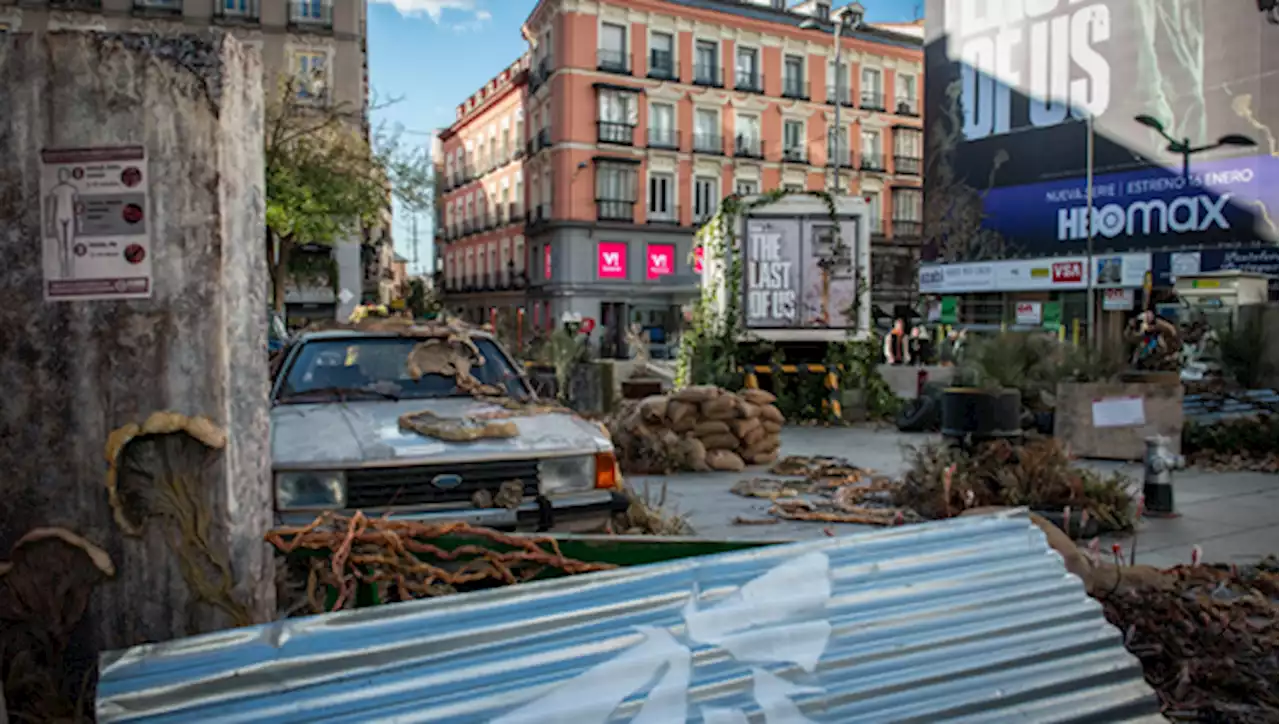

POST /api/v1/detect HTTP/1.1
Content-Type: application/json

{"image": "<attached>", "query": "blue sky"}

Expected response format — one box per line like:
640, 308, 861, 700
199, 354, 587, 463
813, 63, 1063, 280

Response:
366, 0, 924, 273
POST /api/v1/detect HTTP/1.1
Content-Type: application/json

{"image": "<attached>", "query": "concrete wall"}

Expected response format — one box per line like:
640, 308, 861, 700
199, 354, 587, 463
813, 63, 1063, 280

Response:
0, 30, 271, 661
333, 238, 362, 320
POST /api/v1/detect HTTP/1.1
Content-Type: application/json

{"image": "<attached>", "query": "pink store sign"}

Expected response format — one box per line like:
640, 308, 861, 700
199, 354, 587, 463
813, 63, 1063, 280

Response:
693, 246, 704, 274
597, 242, 627, 279
647, 244, 675, 280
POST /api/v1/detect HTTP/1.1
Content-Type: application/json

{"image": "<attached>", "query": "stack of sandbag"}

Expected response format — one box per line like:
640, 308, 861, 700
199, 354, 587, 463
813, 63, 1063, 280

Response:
610, 386, 784, 474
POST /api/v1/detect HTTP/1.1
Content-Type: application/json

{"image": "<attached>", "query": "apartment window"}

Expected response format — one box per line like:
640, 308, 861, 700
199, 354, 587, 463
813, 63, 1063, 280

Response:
542, 167, 552, 212
894, 128, 923, 175
816, 2, 831, 21
649, 32, 675, 79
501, 128, 511, 160
515, 178, 524, 215
649, 103, 677, 148
694, 108, 720, 153
829, 126, 849, 166
500, 187, 510, 223
598, 22, 628, 73
827, 62, 849, 104
694, 40, 719, 86
895, 75, 919, 115
735, 114, 761, 158
735, 47, 760, 92
487, 137, 497, 169
864, 190, 882, 231
290, 0, 331, 24
892, 187, 924, 238
693, 176, 719, 222
736, 180, 760, 196
783, 183, 804, 192
861, 129, 883, 169
598, 89, 636, 144
861, 67, 884, 109
596, 162, 638, 221
648, 172, 675, 221
291, 50, 328, 101
783, 55, 805, 98
783, 120, 805, 161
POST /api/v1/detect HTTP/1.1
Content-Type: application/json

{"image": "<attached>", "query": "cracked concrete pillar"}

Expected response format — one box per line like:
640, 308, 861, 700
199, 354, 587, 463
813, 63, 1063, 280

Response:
0, 29, 273, 675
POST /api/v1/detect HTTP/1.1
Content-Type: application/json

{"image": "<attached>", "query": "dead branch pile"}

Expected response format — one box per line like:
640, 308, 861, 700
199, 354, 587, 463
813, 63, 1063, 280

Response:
894, 438, 1135, 534
1099, 559, 1278, 722
267, 513, 617, 614
607, 387, 784, 474
610, 482, 694, 536
728, 456, 923, 527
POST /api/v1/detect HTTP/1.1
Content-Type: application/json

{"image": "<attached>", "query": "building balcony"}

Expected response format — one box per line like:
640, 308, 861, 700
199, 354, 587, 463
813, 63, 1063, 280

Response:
860, 91, 886, 111
894, 155, 922, 175
647, 204, 681, 225
693, 63, 724, 88
597, 121, 636, 146
894, 97, 920, 116
830, 146, 855, 168
782, 81, 809, 100
860, 153, 887, 172
648, 127, 679, 150
597, 49, 631, 75
892, 219, 923, 239
132, 0, 183, 15
648, 51, 677, 80
215, 0, 259, 21
826, 85, 853, 107
734, 136, 764, 160
734, 70, 764, 94
537, 128, 551, 149
596, 199, 634, 222
287, 1, 333, 31
526, 204, 549, 227
782, 146, 808, 164
693, 132, 723, 155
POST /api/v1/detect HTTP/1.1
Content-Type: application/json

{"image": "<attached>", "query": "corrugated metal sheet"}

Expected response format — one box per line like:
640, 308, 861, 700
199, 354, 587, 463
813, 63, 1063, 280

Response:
97, 510, 1162, 723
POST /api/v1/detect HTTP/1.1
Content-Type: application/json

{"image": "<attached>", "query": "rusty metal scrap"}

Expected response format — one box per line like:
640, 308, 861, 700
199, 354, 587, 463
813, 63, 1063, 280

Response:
266, 513, 616, 613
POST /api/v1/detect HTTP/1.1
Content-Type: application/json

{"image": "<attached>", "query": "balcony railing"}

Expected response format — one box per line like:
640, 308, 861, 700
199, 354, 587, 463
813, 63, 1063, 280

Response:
734, 136, 764, 159
860, 153, 887, 172
596, 199, 634, 222
894, 97, 920, 116
526, 204, 549, 226
782, 145, 807, 163
734, 70, 764, 93
597, 48, 631, 75
860, 91, 886, 111
597, 121, 635, 146
693, 132, 723, 154
288, 1, 333, 29
826, 85, 853, 106
867, 219, 887, 237
894, 155, 922, 175
829, 146, 854, 168
782, 79, 808, 100
892, 219, 924, 239
647, 203, 680, 225
648, 51, 676, 80
693, 63, 723, 88
648, 127, 679, 149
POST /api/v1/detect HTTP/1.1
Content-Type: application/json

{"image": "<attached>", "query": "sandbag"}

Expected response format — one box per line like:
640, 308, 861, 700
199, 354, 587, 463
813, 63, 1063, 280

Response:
761, 420, 783, 434
740, 402, 761, 419
693, 420, 732, 437
742, 425, 766, 448
729, 417, 762, 439
639, 395, 669, 423
674, 385, 721, 403
700, 433, 739, 451
701, 396, 736, 419
706, 449, 746, 472
666, 400, 696, 426
740, 389, 777, 405
744, 434, 780, 459
750, 449, 779, 466
671, 416, 696, 433
759, 405, 785, 424
682, 437, 709, 472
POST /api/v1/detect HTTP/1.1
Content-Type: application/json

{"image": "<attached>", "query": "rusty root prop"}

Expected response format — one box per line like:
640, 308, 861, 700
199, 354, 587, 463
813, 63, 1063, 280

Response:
266, 512, 617, 613
768, 499, 911, 526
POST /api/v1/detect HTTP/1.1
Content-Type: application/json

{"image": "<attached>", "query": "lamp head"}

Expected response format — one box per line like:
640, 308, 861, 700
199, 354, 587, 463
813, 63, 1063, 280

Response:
1217, 133, 1257, 147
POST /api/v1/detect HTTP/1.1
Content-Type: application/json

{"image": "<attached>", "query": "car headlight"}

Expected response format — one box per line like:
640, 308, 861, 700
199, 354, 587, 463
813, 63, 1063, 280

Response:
276, 471, 347, 511
539, 455, 595, 495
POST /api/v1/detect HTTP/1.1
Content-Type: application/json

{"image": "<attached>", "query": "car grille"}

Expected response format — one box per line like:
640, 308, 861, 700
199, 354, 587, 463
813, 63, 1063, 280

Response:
344, 459, 541, 509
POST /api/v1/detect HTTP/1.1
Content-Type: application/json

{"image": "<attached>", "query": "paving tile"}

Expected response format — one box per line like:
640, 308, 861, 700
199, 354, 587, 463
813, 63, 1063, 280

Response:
1177, 494, 1280, 528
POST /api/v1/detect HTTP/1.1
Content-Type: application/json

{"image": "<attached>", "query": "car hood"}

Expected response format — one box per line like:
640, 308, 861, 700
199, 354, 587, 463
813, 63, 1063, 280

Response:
271, 398, 612, 468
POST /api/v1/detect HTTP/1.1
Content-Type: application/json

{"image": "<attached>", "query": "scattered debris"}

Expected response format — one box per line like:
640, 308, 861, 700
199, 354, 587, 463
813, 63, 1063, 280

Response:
730, 478, 808, 499
738, 455, 918, 526
610, 482, 693, 536
398, 409, 519, 442
267, 512, 617, 613
607, 387, 784, 474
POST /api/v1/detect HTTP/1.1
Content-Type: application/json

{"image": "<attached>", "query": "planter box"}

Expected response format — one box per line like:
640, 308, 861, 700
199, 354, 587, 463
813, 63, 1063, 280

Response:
1054, 381, 1184, 460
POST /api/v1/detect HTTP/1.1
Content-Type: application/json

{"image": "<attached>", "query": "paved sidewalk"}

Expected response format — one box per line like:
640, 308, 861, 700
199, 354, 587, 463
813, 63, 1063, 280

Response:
629, 426, 1278, 566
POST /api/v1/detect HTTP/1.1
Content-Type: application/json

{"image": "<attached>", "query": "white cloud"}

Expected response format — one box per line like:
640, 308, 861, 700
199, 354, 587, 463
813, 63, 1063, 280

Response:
371, 0, 486, 23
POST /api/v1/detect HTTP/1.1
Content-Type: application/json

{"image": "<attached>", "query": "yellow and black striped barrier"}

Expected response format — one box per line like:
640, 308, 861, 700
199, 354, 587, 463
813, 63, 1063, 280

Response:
738, 363, 842, 422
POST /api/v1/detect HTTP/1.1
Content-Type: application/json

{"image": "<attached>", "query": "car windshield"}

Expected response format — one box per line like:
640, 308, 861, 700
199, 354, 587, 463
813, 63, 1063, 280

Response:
276, 337, 529, 403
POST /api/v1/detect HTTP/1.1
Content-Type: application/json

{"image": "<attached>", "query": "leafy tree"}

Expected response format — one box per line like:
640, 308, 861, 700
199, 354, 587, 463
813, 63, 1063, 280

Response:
264, 78, 432, 313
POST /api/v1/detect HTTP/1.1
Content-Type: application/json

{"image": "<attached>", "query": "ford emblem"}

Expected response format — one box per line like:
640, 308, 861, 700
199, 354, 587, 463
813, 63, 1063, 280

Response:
430, 474, 463, 490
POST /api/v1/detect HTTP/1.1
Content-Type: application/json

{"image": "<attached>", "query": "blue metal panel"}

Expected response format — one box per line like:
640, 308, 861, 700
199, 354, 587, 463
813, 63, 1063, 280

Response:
97, 511, 1161, 723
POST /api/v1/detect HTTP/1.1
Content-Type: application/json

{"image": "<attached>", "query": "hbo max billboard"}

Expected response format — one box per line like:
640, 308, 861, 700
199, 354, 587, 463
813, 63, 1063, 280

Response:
923, 0, 1279, 262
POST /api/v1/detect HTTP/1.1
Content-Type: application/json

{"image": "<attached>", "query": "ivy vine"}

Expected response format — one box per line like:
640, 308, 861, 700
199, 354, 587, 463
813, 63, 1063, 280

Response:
677, 189, 896, 420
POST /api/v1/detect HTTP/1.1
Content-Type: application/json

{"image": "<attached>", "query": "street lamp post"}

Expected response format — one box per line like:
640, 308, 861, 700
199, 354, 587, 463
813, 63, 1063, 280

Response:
1085, 113, 1096, 350
1133, 114, 1257, 180
801, 9, 857, 195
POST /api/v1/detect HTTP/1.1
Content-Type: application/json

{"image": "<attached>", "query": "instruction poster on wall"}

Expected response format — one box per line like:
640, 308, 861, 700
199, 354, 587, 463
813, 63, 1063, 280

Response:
40, 146, 153, 301
1092, 396, 1146, 428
